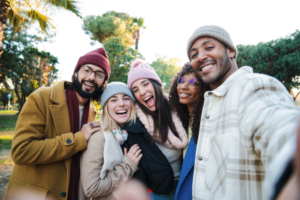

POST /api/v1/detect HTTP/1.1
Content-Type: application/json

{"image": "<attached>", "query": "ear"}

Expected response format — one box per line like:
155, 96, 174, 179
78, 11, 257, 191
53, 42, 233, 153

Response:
226, 48, 236, 59
74, 72, 78, 78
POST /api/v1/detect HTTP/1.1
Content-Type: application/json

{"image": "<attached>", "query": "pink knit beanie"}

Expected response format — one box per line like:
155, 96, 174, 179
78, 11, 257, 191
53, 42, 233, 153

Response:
127, 59, 162, 89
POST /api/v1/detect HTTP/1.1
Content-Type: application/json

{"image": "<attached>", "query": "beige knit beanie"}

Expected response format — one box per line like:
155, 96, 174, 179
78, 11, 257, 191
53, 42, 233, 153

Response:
187, 25, 237, 59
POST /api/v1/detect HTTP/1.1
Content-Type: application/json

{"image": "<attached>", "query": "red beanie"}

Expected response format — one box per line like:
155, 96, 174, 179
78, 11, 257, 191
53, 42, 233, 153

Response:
74, 48, 111, 80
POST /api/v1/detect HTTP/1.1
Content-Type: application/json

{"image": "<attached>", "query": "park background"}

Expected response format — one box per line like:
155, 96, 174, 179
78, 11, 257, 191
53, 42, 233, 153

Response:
0, 0, 300, 198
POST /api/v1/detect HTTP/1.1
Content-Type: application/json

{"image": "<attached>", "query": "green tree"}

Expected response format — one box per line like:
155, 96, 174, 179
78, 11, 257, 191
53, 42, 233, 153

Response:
82, 11, 145, 83
0, 24, 59, 111
236, 30, 300, 100
82, 11, 135, 48
131, 17, 145, 50
151, 56, 182, 91
0, 0, 82, 56
104, 37, 143, 83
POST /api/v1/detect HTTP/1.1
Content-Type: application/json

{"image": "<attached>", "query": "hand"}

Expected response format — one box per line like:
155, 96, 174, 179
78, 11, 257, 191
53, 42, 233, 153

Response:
81, 121, 101, 141
124, 144, 143, 165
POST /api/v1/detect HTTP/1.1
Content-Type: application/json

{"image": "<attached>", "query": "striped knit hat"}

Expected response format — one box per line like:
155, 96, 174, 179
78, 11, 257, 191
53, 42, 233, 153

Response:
187, 25, 237, 59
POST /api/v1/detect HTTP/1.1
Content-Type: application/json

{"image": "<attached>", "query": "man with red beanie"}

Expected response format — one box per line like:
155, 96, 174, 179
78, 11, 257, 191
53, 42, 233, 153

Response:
5, 48, 111, 200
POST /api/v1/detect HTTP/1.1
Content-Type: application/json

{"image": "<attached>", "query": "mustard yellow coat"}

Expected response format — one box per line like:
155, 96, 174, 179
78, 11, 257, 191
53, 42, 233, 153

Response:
5, 81, 97, 200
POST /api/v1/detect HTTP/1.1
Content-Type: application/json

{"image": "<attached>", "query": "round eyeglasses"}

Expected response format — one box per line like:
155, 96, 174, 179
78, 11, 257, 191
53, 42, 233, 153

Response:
80, 65, 106, 81
177, 77, 199, 89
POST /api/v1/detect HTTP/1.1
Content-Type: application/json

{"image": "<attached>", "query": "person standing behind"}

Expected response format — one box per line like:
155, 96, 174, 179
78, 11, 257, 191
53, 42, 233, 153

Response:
168, 63, 209, 200
127, 59, 188, 200
187, 25, 300, 200
5, 48, 110, 200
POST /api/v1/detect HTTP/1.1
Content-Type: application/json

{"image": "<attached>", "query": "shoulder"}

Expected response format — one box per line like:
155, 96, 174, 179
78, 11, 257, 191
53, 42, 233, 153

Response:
88, 130, 105, 148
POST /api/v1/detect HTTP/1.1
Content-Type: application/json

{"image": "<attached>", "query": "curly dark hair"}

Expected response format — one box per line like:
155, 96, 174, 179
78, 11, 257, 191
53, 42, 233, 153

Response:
64, 69, 107, 102
169, 62, 210, 143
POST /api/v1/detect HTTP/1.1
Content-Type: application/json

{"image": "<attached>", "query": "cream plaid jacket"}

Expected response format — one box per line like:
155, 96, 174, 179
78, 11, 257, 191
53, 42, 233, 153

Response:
192, 66, 300, 200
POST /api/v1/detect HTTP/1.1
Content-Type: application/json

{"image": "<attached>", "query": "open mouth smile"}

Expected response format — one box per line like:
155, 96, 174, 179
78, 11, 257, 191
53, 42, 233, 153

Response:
199, 62, 216, 73
116, 110, 128, 117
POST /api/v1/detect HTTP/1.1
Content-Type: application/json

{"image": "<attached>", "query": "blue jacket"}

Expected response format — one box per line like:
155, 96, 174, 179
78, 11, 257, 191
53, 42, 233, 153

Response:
175, 136, 197, 200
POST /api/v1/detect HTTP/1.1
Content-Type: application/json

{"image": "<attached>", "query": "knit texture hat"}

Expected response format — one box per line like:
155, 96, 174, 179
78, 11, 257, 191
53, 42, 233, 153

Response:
74, 48, 111, 80
187, 25, 237, 59
101, 82, 135, 108
127, 59, 162, 89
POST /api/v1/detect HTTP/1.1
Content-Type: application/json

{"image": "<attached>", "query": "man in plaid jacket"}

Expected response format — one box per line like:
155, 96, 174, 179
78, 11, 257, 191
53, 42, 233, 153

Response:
187, 25, 300, 200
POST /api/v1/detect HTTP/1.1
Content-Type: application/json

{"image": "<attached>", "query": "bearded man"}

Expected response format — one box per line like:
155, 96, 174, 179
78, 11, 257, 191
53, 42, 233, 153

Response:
186, 25, 300, 200
5, 48, 110, 200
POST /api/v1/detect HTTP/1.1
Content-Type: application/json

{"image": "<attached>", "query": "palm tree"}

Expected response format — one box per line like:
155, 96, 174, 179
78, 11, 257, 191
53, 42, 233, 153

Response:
0, 0, 82, 57
132, 17, 145, 50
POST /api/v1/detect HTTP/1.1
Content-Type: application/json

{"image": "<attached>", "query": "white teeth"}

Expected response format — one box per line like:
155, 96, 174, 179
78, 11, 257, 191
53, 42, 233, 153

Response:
180, 94, 189, 97
202, 64, 213, 71
85, 83, 94, 87
117, 110, 127, 114
144, 96, 151, 101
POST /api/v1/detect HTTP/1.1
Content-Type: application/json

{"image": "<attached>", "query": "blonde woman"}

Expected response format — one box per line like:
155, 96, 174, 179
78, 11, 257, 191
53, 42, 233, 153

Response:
80, 82, 142, 200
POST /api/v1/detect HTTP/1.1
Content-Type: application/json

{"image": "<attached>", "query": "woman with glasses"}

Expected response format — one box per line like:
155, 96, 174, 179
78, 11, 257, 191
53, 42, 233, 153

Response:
126, 59, 188, 200
168, 62, 210, 200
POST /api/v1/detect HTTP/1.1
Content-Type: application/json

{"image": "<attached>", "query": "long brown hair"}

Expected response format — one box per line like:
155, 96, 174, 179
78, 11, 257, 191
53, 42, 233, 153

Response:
169, 62, 210, 143
136, 80, 179, 143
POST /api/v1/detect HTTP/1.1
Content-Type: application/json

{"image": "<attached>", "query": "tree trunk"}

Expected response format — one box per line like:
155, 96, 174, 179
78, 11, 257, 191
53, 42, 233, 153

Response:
135, 29, 140, 50
0, 0, 9, 58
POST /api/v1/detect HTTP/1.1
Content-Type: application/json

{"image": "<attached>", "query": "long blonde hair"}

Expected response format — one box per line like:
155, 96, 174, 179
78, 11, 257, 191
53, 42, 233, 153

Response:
100, 98, 136, 131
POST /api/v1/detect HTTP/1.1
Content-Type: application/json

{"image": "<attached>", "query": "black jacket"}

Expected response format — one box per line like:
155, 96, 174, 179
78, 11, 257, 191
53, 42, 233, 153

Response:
122, 117, 174, 194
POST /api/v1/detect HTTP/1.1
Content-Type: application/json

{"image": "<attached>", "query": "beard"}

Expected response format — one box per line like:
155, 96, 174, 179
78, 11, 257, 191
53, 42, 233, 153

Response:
212, 52, 232, 84
74, 77, 102, 99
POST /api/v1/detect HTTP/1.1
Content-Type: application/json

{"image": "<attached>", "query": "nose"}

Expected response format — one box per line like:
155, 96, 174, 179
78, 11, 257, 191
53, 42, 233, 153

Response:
118, 99, 125, 107
139, 87, 146, 96
197, 50, 207, 63
181, 81, 189, 89
87, 72, 95, 80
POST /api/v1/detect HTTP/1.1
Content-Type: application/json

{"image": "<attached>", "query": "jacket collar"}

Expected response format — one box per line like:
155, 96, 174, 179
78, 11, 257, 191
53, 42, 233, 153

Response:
208, 66, 253, 97
50, 81, 67, 104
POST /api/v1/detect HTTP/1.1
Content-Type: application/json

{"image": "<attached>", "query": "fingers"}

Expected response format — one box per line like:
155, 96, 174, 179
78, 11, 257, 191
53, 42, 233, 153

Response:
124, 148, 128, 155
92, 121, 101, 127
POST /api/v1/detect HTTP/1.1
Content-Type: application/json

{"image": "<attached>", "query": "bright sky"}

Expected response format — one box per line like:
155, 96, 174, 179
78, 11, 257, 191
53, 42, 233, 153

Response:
38, 0, 300, 82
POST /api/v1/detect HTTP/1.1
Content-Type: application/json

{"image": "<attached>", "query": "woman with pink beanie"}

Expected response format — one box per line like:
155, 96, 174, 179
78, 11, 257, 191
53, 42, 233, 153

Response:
126, 59, 188, 200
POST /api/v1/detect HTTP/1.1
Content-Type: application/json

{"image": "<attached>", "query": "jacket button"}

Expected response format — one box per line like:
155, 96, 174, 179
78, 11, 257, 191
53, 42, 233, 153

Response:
208, 91, 213, 95
205, 114, 210, 119
61, 192, 66, 197
66, 139, 72, 144
198, 156, 203, 161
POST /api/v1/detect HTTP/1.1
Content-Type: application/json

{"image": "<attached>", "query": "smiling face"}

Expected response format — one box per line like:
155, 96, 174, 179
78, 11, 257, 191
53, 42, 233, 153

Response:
74, 64, 106, 99
189, 37, 236, 90
107, 94, 132, 127
177, 73, 200, 110
131, 79, 156, 111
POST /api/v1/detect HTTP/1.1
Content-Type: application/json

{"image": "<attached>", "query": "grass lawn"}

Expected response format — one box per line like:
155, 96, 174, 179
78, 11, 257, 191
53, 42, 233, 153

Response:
0, 110, 18, 115
0, 134, 13, 150
0, 115, 18, 132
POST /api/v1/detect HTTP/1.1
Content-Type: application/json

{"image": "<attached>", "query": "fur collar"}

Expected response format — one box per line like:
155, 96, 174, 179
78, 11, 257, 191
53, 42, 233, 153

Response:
135, 103, 187, 149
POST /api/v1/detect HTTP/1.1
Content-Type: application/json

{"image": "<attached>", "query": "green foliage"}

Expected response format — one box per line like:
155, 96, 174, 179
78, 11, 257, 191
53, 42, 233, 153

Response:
104, 37, 143, 83
82, 11, 145, 83
0, 24, 59, 111
0, 87, 14, 107
82, 11, 134, 47
151, 56, 182, 91
6, 0, 81, 34
237, 30, 300, 95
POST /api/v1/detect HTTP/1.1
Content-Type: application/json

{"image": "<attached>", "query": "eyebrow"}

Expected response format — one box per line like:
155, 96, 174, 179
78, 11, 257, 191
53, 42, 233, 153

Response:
85, 65, 105, 73
189, 40, 213, 54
